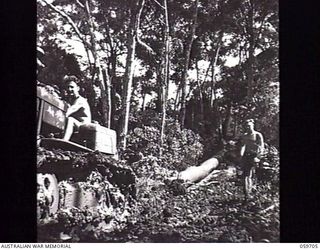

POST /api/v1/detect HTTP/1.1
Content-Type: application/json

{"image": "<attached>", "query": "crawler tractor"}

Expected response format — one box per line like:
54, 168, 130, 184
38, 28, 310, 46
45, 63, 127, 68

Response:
36, 84, 136, 238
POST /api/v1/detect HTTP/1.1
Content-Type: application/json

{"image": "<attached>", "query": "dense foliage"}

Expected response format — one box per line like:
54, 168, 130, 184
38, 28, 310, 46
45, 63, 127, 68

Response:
123, 110, 203, 171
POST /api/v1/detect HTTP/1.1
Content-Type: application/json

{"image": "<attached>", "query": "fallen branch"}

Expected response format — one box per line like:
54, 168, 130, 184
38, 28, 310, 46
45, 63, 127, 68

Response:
258, 204, 276, 214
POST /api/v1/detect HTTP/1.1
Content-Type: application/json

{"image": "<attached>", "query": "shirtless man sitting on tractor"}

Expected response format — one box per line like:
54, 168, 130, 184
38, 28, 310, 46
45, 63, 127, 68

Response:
239, 119, 265, 200
62, 76, 91, 141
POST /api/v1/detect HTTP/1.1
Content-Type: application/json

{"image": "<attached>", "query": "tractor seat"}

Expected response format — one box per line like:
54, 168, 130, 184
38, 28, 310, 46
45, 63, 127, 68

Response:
77, 123, 117, 155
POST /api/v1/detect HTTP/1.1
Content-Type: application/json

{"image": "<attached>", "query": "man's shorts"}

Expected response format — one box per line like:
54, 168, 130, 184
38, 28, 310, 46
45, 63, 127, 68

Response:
240, 152, 258, 177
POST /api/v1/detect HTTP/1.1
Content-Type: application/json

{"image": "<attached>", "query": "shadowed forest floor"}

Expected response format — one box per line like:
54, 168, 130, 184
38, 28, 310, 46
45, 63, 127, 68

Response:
38, 150, 279, 243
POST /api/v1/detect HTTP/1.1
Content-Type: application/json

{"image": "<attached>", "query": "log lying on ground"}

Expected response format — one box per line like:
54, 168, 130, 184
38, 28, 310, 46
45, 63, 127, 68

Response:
178, 157, 219, 183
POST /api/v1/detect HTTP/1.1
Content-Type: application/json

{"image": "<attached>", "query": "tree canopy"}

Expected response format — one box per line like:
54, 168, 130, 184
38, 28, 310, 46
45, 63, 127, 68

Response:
37, 0, 279, 151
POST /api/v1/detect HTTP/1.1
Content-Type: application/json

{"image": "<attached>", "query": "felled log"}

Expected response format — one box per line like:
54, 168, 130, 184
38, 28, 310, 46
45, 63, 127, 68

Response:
258, 204, 276, 214
178, 157, 219, 183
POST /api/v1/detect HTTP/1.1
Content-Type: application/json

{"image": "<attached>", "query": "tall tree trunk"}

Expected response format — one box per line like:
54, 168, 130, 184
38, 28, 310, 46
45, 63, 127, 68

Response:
246, 0, 255, 101
105, 24, 117, 129
155, 66, 163, 113
159, 0, 170, 156
179, 0, 199, 128
211, 72, 223, 140
110, 54, 117, 129
209, 48, 223, 140
195, 60, 204, 122
191, 100, 195, 130
84, 0, 111, 127
174, 84, 180, 112
120, 26, 136, 150
210, 43, 221, 108
119, 0, 145, 150
142, 92, 146, 111
102, 69, 112, 128
222, 104, 232, 140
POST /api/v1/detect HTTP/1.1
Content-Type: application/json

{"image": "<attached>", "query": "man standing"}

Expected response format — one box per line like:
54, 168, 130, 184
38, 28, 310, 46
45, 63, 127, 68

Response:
239, 119, 264, 200
62, 76, 91, 141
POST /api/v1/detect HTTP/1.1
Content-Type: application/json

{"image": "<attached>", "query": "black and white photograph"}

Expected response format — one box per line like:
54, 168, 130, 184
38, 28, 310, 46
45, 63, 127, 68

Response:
36, 0, 279, 243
